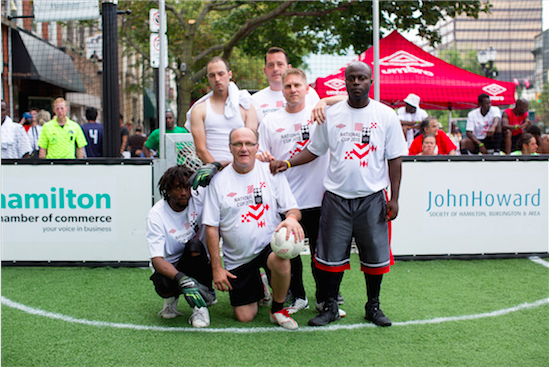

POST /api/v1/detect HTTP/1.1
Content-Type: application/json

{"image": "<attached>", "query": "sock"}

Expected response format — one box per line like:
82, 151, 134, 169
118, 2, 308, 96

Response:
493, 132, 503, 151
271, 301, 284, 313
365, 273, 383, 302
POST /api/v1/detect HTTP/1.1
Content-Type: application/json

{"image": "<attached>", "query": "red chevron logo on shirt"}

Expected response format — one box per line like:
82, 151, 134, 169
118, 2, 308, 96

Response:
276, 128, 285, 133
336, 124, 346, 129
242, 204, 270, 224
260, 104, 269, 108
344, 143, 377, 167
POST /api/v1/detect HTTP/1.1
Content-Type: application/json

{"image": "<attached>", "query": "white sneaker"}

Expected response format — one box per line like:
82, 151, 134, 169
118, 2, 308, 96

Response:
258, 271, 272, 306
286, 297, 309, 314
188, 306, 210, 328
315, 301, 346, 317
157, 296, 183, 319
270, 309, 298, 330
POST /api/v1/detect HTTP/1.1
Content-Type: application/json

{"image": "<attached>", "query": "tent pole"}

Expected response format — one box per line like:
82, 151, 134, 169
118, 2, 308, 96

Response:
373, 0, 380, 101
448, 108, 452, 134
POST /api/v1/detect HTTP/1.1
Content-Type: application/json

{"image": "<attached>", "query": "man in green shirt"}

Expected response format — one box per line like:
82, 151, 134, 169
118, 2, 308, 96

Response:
38, 97, 87, 159
143, 110, 188, 157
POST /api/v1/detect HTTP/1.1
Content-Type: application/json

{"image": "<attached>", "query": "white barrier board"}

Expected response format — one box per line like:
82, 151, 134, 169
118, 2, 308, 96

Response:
1, 164, 152, 261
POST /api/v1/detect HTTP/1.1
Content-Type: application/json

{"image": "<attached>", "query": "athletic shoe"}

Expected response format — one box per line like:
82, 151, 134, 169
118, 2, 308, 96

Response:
207, 289, 218, 306
189, 306, 210, 328
308, 298, 340, 326
286, 297, 309, 314
157, 296, 183, 319
270, 308, 298, 330
337, 293, 344, 305
315, 300, 346, 317
365, 299, 392, 327
258, 271, 272, 306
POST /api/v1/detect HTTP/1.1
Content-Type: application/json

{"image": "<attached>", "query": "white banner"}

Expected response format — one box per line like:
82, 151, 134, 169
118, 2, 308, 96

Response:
1, 164, 152, 261
34, 1, 100, 23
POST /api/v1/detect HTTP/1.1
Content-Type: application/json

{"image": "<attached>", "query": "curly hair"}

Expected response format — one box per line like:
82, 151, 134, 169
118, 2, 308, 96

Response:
158, 165, 194, 201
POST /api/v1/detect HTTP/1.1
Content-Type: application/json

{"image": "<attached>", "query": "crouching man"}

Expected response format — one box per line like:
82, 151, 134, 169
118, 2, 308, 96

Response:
147, 166, 216, 327
202, 127, 304, 330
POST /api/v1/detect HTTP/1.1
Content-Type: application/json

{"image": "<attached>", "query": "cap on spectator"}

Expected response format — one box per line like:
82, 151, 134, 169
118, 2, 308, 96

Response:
404, 93, 421, 109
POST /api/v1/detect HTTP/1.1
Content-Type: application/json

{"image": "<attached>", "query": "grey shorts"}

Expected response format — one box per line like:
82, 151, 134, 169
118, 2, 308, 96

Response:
314, 190, 393, 275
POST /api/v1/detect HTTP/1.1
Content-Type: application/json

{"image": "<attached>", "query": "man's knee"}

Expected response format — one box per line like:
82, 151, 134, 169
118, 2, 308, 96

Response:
267, 252, 291, 275
234, 304, 257, 323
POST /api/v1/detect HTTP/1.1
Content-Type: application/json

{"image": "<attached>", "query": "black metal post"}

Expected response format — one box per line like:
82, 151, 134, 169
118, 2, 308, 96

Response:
102, 1, 120, 157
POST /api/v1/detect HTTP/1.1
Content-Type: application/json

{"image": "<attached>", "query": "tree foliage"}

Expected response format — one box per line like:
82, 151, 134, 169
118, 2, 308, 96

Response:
531, 83, 549, 130
119, 0, 490, 125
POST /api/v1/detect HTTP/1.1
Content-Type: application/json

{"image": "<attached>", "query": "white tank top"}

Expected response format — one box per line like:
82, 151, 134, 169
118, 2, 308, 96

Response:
204, 99, 245, 162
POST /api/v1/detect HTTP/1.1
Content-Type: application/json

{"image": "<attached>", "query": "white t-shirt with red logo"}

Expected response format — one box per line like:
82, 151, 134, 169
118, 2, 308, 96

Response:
308, 100, 408, 199
466, 106, 502, 140
258, 105, 328, 210
202, 162, 298, 270
146, 188, 206, 264
252, 86, 320, 125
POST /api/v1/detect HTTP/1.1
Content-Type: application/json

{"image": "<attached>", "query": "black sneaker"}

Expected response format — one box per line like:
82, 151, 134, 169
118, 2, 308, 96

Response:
365, 299, 392, 327
337, 293, 344, 305
308, 298, 340, 326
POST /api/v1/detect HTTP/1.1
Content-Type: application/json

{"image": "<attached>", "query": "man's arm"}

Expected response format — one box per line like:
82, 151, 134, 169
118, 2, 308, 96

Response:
76, 147, 84, 159
270, 147, 318, 174
311, 95, 347, 124
151, 256, 179, 280
242, 105, 258, 131
190, 103, 217, 164
39, 148, 47, 159
275, 208, 304, 242
206, 225, 236, 291
120, 135, 128, 155
501, 111, 512, 130
466, 130, 487, 154
386, 157, 402, 222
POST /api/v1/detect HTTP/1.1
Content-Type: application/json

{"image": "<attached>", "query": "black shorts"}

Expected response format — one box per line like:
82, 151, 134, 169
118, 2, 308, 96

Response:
228, 244, 272, 307
315, 190, 393, 275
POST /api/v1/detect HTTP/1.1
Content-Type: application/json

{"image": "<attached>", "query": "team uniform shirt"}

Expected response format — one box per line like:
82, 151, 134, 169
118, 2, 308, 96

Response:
146, 188, 206, 265
37, 117, 87, 159
145, 125, 188, 151
252, 86, 320, 125
81, 122, 104, 157
503, 108, 529, 136
25, 124, 42, 153
466, 106, 502, 140
258, 105, 328, 209
408, 130, 457, 155
397, 106, 428, 147
308, 100, 408, 199
203, 99, 245, 162
1, 117, 32, 158
202, 162, 298, 270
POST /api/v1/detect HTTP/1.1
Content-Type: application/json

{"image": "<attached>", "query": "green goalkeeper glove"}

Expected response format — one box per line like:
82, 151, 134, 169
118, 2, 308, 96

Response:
190, 162, 222, 190
175, 273, 215, 308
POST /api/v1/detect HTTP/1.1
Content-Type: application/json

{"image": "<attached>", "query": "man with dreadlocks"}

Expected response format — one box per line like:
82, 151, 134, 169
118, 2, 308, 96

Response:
146, 165, 216, 328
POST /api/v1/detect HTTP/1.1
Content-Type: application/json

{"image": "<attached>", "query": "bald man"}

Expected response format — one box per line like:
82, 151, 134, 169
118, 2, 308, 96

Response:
502, 98, 532, 154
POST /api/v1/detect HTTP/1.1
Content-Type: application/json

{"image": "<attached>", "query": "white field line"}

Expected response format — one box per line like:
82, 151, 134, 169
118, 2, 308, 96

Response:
529, 256, 549, 269
2, 296, 548, 334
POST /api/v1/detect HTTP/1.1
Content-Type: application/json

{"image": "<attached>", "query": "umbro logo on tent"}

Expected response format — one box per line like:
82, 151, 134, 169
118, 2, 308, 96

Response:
482, 83, 507, 96
380, 51, 434, 67
324, 79, 346, 90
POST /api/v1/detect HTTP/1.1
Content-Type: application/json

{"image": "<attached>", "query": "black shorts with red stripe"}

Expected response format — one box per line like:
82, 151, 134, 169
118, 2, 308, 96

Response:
314, 190, 394, 275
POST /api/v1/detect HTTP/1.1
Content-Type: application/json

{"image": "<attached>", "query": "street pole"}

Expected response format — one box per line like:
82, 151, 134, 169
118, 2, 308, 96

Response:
373, 0, 380, 101
102, 0, 121, 157
158, 0, 166, 159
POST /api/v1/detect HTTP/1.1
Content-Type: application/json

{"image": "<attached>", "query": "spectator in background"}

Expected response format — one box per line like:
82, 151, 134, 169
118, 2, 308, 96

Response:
1, 100, 32, 159
36, 109, 51, 126
501, 98, 532, 154
408, 117, 456, 155
21, 109, 41, 157
417, 135, 437, 156
461, 93, 502, 155
144, 110, 188, 158
510, 133, 538, 155
397, 93, 428, 148
128, 125, 147, 157
526, 125, 549, 154
38, 97, 87, 159
81, 107, 104, 157
120, 114, 130, 157
125, 120, 134, 134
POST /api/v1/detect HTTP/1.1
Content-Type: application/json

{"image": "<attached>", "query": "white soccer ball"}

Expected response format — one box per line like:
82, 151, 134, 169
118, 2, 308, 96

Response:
270, 227, 304, 259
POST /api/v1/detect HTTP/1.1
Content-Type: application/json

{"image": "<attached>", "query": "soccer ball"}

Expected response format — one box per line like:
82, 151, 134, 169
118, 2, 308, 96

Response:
270, 227, 304, 259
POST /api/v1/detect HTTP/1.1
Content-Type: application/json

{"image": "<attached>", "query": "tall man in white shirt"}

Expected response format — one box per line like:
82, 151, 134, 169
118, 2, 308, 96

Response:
257, 68, 329, 315
202, 127, 305, 330
271, 61, 408, 327
1, 100, 32, 159
252, 47, 320, 125
190, 57, 257, 167
461, 93, 502, 154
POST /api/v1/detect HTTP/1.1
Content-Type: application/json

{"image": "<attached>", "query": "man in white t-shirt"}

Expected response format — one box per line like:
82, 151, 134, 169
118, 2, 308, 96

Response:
272, 61, 408, 327
190, 57, 257, 166
146, 166, 216, 328
397, 93, 429, 148
257, 68, 330, 315
202, 127, 305, 330
461, 93, 502, 154
1, 100, 32, 159
252, 47, 320, 125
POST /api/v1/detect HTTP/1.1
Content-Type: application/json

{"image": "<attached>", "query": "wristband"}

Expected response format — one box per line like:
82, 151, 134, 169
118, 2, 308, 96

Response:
514, 125, 519, 130
478, 143, 485, 147
287, 214, 298, 222
284, 160, 291, 168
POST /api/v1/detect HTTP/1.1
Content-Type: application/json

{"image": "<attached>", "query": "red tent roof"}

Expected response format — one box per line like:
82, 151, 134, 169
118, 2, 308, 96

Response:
313, 31, 516, 110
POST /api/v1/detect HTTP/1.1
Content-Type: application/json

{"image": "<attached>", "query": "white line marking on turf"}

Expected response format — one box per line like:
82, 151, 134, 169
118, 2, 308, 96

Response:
2, 296, 548, 333
529, 256, 549, 269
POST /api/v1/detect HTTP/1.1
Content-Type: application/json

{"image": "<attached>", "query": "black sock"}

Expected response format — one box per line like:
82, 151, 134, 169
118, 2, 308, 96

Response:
365, 273, 383, 302
493, 133, 503, 151
271, 301, 284, 313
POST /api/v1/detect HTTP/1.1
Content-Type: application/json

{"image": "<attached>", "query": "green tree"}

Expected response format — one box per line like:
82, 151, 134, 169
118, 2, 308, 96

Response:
438, 49, 484, 76
120, 0, 490, 125
531, 83, 549, 131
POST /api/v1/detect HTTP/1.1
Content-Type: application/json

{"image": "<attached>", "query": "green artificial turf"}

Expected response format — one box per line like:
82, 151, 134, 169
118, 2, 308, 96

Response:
2, 256, 548, 367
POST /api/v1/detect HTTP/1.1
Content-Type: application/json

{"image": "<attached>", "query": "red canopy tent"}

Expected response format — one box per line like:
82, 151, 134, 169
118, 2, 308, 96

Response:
313, 31, 515, 110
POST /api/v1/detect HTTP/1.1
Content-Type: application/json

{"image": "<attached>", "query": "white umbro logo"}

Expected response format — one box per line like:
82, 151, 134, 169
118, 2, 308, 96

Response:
380, 51, 434, 67
324, 79, 346, 91
482, 83, 507, 96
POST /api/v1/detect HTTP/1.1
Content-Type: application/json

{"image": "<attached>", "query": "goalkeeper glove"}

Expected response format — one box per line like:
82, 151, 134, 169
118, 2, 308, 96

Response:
175, 272, 216, 308
190, 162, 222, 190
